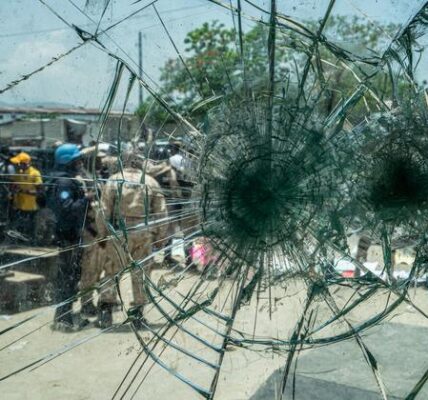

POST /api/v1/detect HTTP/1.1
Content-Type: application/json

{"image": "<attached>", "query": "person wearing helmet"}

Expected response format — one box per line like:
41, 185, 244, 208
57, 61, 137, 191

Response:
48, 143, 89, 332
9, 152, 43, 238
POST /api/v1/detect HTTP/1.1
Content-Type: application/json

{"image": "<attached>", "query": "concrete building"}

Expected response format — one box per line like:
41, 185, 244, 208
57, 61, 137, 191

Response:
0, 106, 141, 147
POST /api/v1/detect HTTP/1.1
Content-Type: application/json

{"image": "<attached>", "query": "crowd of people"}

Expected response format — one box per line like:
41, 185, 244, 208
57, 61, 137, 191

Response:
0, 140, 200, 332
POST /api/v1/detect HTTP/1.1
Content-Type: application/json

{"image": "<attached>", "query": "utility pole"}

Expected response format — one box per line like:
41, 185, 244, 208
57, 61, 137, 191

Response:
138, 31, 143, 105
40, 118, 45, 148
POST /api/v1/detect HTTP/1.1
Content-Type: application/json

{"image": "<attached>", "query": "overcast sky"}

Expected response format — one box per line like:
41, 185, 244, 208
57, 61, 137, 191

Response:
0, 0, 426, 112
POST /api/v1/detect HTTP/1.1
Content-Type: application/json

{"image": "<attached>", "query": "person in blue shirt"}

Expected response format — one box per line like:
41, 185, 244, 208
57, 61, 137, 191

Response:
49, 144, 89, 332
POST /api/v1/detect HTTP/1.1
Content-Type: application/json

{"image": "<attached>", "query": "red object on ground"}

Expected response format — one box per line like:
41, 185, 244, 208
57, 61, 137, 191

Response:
341, 270, 355, 278
190, 238, 217, 267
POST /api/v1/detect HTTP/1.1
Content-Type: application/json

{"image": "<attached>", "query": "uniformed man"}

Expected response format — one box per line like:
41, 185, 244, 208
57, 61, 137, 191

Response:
49, 144, 89, 332
146, 159, 181, 230
77, 146, 107, 317
96, 151, 167, 329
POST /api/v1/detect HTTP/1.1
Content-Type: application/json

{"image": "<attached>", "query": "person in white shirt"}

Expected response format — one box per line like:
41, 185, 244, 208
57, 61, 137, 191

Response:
169, 142, 185, 175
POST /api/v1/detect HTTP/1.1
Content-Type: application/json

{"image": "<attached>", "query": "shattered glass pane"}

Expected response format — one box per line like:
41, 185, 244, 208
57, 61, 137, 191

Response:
1, 1, 428, 399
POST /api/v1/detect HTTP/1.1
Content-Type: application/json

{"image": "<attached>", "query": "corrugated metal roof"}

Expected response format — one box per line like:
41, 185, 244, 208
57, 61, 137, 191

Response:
0, 106, 133, 116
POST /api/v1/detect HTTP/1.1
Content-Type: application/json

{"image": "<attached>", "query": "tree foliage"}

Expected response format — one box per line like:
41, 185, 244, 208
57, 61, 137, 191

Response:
136, 16, 405, 125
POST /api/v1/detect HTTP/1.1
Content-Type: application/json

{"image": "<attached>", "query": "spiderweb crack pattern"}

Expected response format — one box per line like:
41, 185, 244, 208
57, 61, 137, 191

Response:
1, 1, 428, 399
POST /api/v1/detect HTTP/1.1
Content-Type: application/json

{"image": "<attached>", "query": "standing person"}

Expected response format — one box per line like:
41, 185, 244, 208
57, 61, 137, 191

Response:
96, 151, 167, 329
146, 160, 181, 233
168, 141, 196, 267
49, 144, 89, 332
168, 141, 186, 230
168, 141, 184, 173
78, 149, 107, 317
0, 146, 16, 176
0, 146, 16, 237
9, 152, 43, 238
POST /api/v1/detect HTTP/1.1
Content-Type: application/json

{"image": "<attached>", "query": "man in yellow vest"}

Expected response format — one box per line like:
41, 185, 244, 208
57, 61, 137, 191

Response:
10, 152, 43, 238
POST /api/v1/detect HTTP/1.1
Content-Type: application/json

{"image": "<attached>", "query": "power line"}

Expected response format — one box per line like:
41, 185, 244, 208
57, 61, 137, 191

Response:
138, 31, 143, 105
0, 4, 206, 39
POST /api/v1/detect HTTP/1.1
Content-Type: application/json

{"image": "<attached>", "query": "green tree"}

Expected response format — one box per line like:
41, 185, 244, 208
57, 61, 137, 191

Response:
136, 17, 405, 125
137, 21, 239, 124
161, 21, 238, 104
